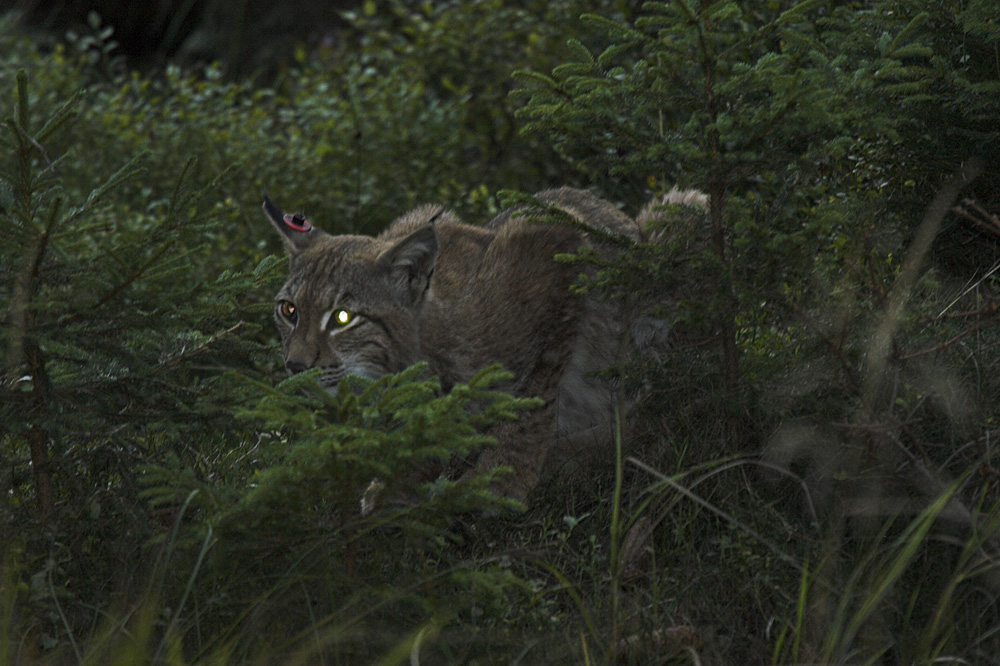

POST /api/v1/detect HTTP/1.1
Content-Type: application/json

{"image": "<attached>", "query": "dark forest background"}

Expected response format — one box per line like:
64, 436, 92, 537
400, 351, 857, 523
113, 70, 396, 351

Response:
3, 0, 1000, 664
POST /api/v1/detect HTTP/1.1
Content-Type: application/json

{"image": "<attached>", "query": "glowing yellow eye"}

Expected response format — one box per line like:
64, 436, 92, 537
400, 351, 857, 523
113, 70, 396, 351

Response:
279, 300, 297, 321
333, 309, 353, 326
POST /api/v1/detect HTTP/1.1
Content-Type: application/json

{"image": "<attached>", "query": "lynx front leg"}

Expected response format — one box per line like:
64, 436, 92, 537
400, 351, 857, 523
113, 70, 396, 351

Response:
472, 401, 556, 504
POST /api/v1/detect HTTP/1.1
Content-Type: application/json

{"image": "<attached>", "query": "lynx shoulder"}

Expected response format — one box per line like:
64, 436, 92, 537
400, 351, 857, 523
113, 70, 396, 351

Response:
262, 187, 686, 503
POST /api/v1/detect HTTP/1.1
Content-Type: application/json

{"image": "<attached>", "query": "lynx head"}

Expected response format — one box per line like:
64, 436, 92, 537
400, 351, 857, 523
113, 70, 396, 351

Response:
263, 196, 439, 388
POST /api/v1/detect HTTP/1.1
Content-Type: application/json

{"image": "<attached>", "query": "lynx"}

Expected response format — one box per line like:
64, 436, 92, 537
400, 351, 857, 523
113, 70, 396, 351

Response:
263, 187, 669, 503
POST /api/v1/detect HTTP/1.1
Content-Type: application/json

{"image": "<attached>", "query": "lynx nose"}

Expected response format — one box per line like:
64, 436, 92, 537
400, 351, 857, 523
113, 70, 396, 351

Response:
284, 359, 310, 375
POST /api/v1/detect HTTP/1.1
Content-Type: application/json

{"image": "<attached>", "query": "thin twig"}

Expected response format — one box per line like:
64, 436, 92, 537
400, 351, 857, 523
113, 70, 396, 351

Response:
952, 197, 1000, 236
937, 257, 1000, 319
900, 322, 981, 361
16, 124, 56, 174
160, 322, 245, 369
791, 304, 862, 391
931, 304, 997, 322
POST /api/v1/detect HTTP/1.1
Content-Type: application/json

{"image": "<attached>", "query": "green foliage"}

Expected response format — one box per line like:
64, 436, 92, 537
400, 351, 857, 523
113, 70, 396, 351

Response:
3, 0, 1000, 663
135, 364, 539, 661
517, 1, 844, 203
338, 0, 628, 205
516, 0, 876, 410
515, 1, 1000, 662
1, 0, 628, 262
0, 66, 279, 654
515, 0, 1000, 417
0, 62, 544, 660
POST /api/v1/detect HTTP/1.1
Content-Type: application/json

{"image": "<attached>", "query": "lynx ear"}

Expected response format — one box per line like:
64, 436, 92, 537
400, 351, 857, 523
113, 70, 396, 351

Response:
262, 194, 319, 254
379, 225, 439, 307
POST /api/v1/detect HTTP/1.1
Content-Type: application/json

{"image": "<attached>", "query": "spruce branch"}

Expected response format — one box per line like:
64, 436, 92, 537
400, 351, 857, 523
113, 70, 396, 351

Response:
159, 323, 245, 370
13, 125, 54, 175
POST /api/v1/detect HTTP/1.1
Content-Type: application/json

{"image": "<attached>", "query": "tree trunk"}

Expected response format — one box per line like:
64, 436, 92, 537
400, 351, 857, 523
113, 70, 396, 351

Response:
708, 182, 739, 396
24, 339, 54, 517
27, 427, 53, 516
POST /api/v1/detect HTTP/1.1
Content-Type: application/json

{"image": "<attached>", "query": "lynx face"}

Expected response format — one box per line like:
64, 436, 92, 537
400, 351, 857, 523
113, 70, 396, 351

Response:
264, 196, 438, 389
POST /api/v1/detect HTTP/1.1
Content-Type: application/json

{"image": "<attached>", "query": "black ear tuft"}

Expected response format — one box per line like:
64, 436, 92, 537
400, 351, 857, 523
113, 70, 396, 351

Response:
263, 194, 319, 254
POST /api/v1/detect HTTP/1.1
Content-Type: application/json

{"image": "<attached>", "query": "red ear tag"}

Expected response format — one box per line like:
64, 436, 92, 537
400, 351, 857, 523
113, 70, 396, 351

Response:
283, 213, 312, 232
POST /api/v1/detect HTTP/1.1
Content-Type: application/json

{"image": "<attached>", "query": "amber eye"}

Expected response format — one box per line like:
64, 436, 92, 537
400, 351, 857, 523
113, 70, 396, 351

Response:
278, 300, 297, 322
329, 308, 353, 328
